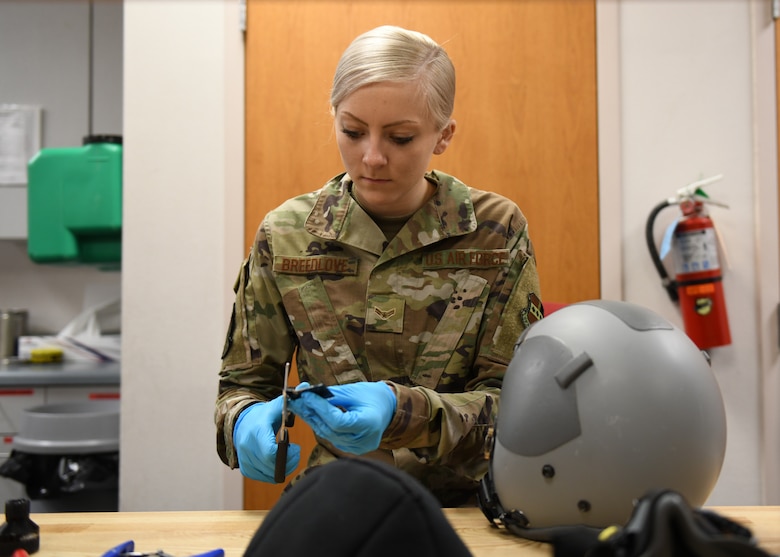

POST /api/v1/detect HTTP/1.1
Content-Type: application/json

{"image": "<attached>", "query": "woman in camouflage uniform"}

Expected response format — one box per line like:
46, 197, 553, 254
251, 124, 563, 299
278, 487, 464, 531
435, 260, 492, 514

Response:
216, 25, 542, 506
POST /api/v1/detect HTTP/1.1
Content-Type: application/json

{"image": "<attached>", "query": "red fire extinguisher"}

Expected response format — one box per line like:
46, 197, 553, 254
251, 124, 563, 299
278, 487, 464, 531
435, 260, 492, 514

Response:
645, 175, 731, 350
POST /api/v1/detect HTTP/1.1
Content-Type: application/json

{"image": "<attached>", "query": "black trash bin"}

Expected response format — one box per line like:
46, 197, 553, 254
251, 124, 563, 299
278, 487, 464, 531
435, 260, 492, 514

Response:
0, 400, 119, 512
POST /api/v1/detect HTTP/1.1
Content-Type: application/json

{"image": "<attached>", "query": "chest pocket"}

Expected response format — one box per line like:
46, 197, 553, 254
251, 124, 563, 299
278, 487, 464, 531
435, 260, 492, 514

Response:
411, 271, 489, 389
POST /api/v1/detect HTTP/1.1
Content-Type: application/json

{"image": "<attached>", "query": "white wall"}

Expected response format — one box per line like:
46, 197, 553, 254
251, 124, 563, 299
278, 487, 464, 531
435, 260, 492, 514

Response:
120, 0, 244, 510
605, 0, 779, 504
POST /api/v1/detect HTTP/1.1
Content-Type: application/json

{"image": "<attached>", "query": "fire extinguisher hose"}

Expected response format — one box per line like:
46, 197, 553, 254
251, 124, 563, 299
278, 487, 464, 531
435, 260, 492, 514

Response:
645, 199, 679, 303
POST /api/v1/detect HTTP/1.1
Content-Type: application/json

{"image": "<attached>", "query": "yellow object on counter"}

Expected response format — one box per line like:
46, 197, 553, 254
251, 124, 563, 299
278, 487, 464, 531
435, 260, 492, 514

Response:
30, 346, 64, 363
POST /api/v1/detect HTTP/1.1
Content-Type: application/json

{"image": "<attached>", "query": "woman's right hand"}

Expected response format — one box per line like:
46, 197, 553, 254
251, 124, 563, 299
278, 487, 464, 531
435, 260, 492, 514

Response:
234, 396, 301, 483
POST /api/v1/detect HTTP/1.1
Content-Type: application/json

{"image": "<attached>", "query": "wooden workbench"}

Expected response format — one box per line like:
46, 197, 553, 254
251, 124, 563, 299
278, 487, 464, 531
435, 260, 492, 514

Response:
30, 506, 780, 556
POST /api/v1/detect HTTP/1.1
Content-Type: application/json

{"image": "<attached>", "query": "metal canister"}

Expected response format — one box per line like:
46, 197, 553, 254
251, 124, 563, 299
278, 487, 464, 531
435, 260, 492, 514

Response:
0, 310, 28, 363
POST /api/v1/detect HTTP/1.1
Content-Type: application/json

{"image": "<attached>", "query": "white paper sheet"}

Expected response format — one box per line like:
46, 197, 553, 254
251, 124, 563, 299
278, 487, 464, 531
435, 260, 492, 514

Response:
0, 104, 41, 186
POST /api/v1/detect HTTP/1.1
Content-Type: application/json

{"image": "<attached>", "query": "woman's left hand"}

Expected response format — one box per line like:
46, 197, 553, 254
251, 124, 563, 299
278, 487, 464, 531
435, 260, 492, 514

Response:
287, 381, 397, 454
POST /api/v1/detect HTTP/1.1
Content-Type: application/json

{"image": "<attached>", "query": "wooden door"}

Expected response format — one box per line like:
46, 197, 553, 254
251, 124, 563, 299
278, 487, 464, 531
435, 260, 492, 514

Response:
244, 0, 599, 509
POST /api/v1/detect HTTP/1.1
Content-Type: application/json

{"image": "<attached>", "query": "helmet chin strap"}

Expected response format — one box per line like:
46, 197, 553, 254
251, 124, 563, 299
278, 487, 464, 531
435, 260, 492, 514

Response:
478, 479, 772, 557
477, 463, 601, 547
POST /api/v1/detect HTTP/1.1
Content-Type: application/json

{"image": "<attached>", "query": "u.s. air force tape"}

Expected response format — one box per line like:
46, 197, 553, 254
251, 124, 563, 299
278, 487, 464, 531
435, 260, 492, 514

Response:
423, 249, 510, 269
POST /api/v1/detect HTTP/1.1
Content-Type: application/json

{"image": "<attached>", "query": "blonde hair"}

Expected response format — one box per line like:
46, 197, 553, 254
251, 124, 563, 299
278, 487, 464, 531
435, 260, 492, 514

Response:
330, 25, 456, 131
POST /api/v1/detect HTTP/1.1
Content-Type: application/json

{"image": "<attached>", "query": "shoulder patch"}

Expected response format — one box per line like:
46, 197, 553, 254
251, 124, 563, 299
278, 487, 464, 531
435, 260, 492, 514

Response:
521, 293, 544, 328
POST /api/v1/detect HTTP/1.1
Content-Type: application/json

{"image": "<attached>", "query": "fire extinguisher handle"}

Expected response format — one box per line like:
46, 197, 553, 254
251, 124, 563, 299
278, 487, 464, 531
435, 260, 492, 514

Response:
646, 200, 680, 303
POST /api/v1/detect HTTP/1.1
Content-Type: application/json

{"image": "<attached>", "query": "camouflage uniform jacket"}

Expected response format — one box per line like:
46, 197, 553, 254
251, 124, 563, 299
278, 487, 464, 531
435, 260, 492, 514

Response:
216, 170, 542, 505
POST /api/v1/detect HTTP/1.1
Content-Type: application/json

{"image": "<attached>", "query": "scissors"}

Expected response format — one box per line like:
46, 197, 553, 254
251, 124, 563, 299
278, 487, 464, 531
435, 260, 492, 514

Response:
100, 540, 223, 557
273, 363, 334, 483
274, 362, 294, 483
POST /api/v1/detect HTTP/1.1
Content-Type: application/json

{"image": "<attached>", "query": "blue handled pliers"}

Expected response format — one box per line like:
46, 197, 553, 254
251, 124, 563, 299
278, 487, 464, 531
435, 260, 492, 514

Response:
101, 540, 224, 557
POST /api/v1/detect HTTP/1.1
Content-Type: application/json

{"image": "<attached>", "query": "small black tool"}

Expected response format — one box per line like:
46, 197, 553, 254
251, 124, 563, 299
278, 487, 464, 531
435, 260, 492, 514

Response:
285, 384, 334, 400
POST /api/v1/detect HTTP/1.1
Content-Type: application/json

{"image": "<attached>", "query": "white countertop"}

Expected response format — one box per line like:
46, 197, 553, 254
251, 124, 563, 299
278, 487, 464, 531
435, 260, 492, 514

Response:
0, 360, 120, 386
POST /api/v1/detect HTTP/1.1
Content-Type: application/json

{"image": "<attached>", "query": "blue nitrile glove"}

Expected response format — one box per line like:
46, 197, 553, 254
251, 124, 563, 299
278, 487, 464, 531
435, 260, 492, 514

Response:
287, 381, 397, 455
233, 396, 301, 483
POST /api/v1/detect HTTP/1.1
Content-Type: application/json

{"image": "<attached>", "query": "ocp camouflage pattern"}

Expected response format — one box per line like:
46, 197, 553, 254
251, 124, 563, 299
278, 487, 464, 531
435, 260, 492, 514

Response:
215, 170, 542, 504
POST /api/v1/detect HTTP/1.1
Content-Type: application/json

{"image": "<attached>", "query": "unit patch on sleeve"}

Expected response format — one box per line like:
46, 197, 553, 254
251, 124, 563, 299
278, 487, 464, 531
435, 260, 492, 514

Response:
521, 293, 544, 328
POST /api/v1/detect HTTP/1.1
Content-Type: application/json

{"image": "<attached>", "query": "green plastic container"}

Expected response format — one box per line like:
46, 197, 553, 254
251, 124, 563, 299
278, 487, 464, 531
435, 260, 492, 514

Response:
27, 135, 122, 266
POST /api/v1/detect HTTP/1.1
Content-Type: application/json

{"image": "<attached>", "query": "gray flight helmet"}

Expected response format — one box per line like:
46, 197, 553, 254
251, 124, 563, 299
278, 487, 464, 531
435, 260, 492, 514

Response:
485, 300, 727, 531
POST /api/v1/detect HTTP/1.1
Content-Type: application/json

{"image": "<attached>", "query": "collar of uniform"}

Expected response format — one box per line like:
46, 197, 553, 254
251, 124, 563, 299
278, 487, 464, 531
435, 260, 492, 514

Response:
304, 171, 477, 253
419, 169, 478, 237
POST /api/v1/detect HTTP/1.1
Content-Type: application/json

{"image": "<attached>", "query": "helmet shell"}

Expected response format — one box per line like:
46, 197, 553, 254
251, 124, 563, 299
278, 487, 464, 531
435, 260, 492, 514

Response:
492, 300, 727, 529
